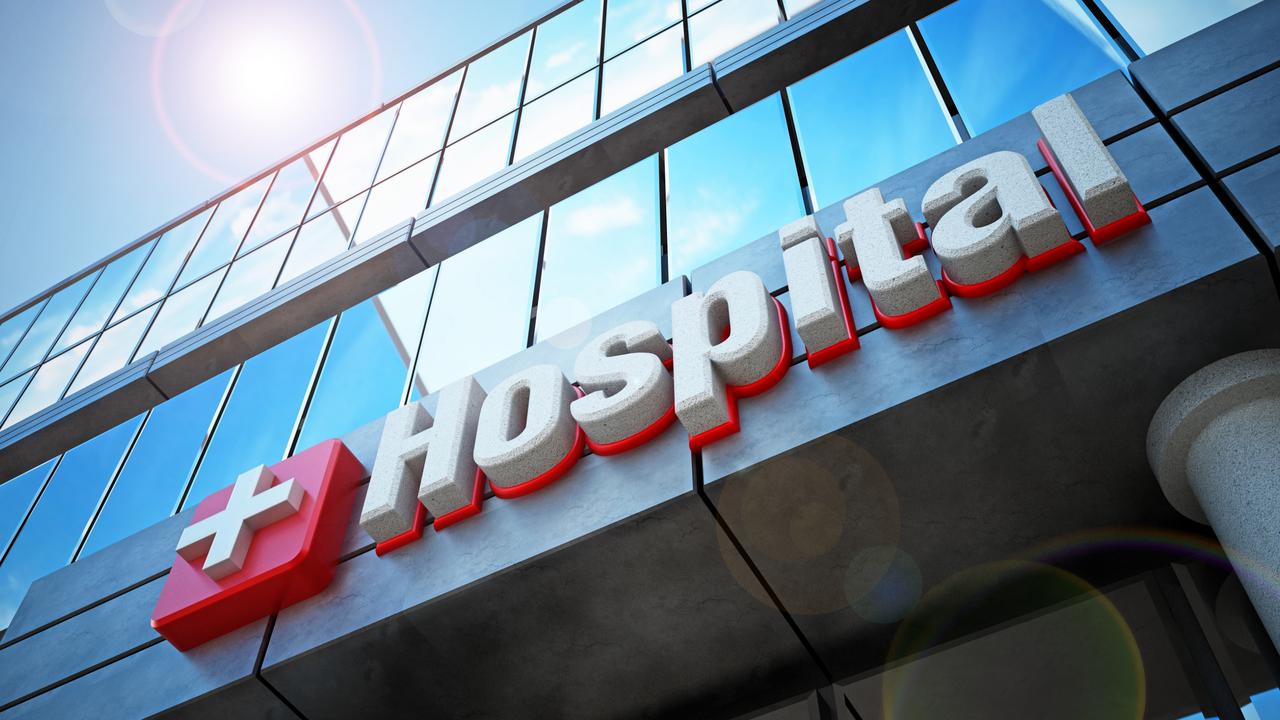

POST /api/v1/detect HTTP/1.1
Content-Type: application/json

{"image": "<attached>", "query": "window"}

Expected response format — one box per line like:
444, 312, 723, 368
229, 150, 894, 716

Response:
0, 372, 32, 424
204, 236, 291, 323
351, 156, 438, 245
1098, 0, 1261, 54
788, 29, 958, 208
449, 33, 532, 142
181, 321, 327, 510
0, 304, 45, 371
600, 24, 686, 116
0, 274, 95, 381
3, 343, 92, 428
535, 156, 660, 341
175, 176, 272, 288
687, 0, 780, 67
314, 109, 396, 212
378, 72, 461, 182
604, 0, 682, 58
112, 210, 211, 323
50, 244, 150, 355
413, 214, 542, 393
295, 269, 435, 450
240, 148, 331, 254
65, 307, 157, 396
0, 418, 142, 627
132, 267, 226, 359
279, 192, 367, 283
525, 0, 602, 100
0, 461, 54, 565
918, 0, 1126, 136
514, 69, 597, 161
665, 94, 805, 278
432, 114, 516, 205
77, 371, 232, 558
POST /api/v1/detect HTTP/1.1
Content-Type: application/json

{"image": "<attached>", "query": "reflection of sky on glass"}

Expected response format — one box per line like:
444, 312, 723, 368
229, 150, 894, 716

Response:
789, 30, 958, 208
1179, 687, 1279, 719
1100, 0, 1259, 54
0, 372, 32, 425
526, 0, 602, 100
205, 237, 291, 323
78, 371, 232, 559
0, 416, 141, 627
280, 192, 367, 283
353, 156, 438, 245
0, 304, 44, 371
536, 156, 659, 341
51, 244, 149, 356
112, 210, 210, 323
134, 267, 225, 359
1, 274, 95, 380
5, 342, 91, 426
378, 72, 461, 183
0, 460, 52, 561
600, 24, 685, 116
183, 321, 327, 510
449, 32, 531, 142
783, 0, 822, 16
433, 114, 515, 205
666, 94, 805, 278
415, 214, 541, 393
176, 175, 271, 287
605, 0, 681, 58
314, 108, 395, 210
515, 70, 597, 162
688, 0, 780, 67
296, 269, 435, 450
66, 306, 157, 396
240, 147, 330, 254
919, 0, 1125, 136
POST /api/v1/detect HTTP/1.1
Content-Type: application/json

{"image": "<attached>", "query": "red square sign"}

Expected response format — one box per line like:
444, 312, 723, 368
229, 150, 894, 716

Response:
152, 439, 363, 650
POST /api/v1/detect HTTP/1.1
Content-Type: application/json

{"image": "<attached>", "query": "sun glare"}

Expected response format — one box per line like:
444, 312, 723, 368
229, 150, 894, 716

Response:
218, 32, 310, 127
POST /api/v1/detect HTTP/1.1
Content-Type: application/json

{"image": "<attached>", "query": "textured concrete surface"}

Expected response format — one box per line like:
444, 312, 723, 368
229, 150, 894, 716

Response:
782, 237, 850, 352
570, 320, 674, 445
1033, 93, 1135, 227
1172, 68, 1280, 176
838, 189, 942, 316
473, 363, 579, 488
1223, 153, 1280, 253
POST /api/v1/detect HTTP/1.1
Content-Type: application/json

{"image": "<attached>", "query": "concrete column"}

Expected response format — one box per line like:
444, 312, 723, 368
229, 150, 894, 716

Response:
1148, 349, 1280, 647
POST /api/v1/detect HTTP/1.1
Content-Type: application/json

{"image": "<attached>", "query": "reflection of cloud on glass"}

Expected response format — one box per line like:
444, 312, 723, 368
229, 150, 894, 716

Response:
672, 186, 757, 270
378, 73, 459, 181
606, 0, 682, 55
601, 25, 684, 115
1099, 0, 1259, 53
562, 195, 643, 236
514, 71, 596, 161
432, 115, 514, 204
688, 0, 779, 67
547, 41, 587, 69
1042, 0, 1127, 67
68, 308, 156, 395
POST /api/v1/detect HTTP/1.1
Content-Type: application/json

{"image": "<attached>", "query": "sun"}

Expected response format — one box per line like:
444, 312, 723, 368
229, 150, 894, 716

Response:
216, 30, 312, 130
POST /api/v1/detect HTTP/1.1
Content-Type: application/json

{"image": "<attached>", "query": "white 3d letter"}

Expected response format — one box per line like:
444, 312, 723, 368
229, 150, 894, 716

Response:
474, 364, 579, 489
837, 189, 945, 316
778, 216, 850, 354
571, 321, 673, 446
1033, 93, 1136, 227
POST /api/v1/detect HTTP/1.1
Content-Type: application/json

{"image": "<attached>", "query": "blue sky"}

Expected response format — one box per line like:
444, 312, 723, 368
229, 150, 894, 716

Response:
0, 0, 560, 313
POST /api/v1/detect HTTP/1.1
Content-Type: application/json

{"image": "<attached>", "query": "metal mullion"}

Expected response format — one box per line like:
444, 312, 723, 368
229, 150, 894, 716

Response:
195, 171, 282, 328
425, 64, 470, 209
94, 236, 162, 352
0, 370, 38, 430
172, 362, 244, 514
907, 22, 970, 142
0, 455, 63, 569
594, 0, 607, 120
53, 335, 101, 406
130, 207, 218, 365
284, 316, 341, 457
0, 299, 46, 376
777, 88, 815, 214
1078, 0, 1141, 62
507, 24, 540, 168
274, 141, 343, 289
680, 0, 693, 72
400, 272, 443, 406
525, 210, 553, 348
658, 151, 671, 284
70, 411, 150, 562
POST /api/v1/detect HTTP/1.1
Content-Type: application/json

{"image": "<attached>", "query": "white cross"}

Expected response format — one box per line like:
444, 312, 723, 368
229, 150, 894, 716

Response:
175, 464, 305, 580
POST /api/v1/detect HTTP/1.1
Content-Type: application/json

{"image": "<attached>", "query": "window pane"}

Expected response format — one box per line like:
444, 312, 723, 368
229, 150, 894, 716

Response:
535, 156, 660, 341
918, 0, 1126, 136
688, 0, 780, 66
315, 109, 396, 212
782, 0, 822, 16
378, 71, 462, 182
1, 275, 95, 381
279, 192, 367, 284
0, 461, 55, 564
51, 244, 150, 356
0, 372, 33, 426
66, 305, 158, 396
0, 304, 46, 371
789, 30, 958, 208
515, 69, 597, 162
176, 176, 272, 288
352, 156, 438, 245
0, 417, 141, 627
432, 113, 515, 205
78, 371, 232, 558
3, 342, 93, 428
240, 146, 331, 255
449, 32, 532, 142
604, 0, 682, 58
666, 93, 805, 277
1099, 0, 1261, 54
296, 269, 436, 450
132, 267, 226, 359
526, 0, 602, 100
413, 214, 541, 393
112, 211, 211, 323
600, 24, 685, 116
204, 237, 290, 324
182, 321, 327, 509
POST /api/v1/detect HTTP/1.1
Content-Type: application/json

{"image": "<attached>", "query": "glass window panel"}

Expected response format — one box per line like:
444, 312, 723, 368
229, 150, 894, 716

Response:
515, 69, 597, 162
782, 0, 822, 16
432, 114, 516, 205
1, 274, 95, 380
51, 244, 150, 355
687, 0, 716, 12
132, 268, 226, 359
78, 371, 232, 558
0, 372, 33, 425
448, 32, 532, 142
604, 0, 682, 58
204, 237, 290, 324
0, 303, 46, 371
279, 192, 367, 284
314, 109, 396, 212
0, 417, 141, 627
378, 71, 462, 182
535, 156, 660, 341
112, 210, 211, 323
600, 24, 685, 116
352, 156, 438, 245
688, 0, 780, 66
0, 461, 55, 563
240, 145, 332, 255
666, 93, 806, 277
788, 30, 958, 208
3, 342, 92, 428
65, 305, 158, 396
918, 0, 1127, 136
413, 214, 542, 393
296, 269, 436, 450
182, 321, 327, 509
525, 0, 603, 100
1099, 0, 1261, 54
175, 176, 272, 288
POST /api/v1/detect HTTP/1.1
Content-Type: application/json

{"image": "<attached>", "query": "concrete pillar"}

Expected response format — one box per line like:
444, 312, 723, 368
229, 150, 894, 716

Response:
1148, 349, 1280, 647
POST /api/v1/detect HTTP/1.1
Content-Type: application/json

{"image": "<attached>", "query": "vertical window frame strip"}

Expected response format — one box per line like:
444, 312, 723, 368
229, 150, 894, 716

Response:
507, 27, 540, 168
525, 211, 554, 348
172, 362, 243, 514
425, 64, 470, 209
777, 88, 816, 215
126, 207, 217, 366
344, 107, 403, 249
680, 0, 693, 72
273, 141, 341, 290
70, 414, 149, 563
284, 317, 342, 458
400, 272, 442, 407
594, 0, 608, 120
0, 457, 61, 572
907, 22, 970, 143
1077, 0, 1142, 62
196, 170, 282, 329
657, 151, 671, 284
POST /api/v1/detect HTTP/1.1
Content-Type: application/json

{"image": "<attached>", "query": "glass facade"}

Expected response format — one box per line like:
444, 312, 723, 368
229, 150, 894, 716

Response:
0, 0, 1267, 658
